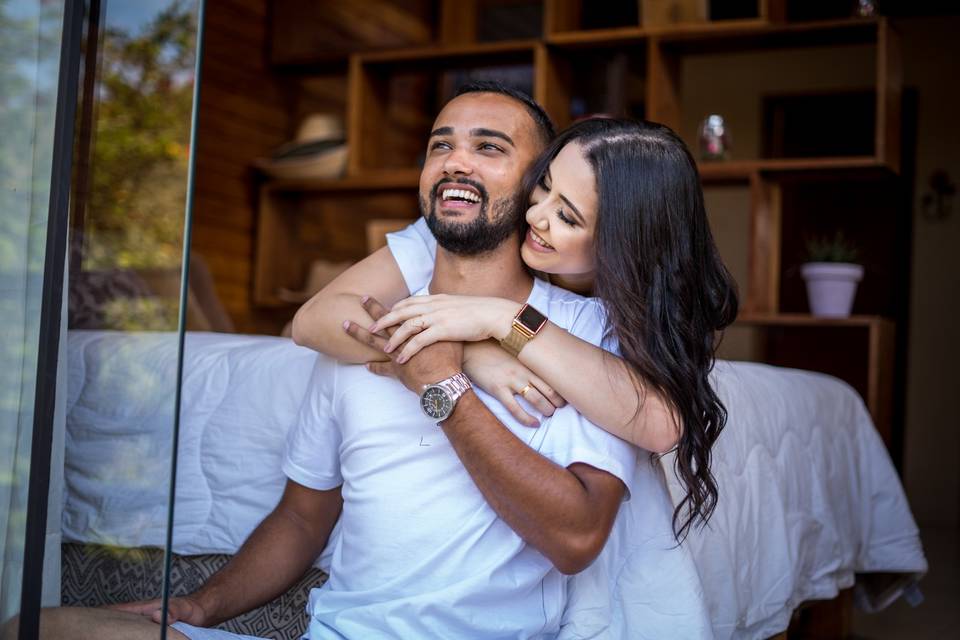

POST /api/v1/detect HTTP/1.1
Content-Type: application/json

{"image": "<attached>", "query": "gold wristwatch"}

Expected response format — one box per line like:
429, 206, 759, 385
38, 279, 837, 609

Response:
499, 303, 548, 357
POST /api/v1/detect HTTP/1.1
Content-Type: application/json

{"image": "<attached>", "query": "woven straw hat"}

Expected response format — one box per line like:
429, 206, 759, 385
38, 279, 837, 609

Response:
255, 113, 347, 180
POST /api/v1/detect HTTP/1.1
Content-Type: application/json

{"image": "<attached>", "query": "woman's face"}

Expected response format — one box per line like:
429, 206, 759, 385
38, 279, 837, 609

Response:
520, 141, 598, 279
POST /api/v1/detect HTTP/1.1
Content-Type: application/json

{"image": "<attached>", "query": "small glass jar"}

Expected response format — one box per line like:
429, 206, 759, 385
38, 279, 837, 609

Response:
699, 114, 731, 161
855, 0, 878, 18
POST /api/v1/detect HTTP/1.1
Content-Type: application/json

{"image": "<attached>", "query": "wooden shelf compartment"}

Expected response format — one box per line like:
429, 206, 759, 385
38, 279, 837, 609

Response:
545, 0, 644, 37
437, 0, 545, 46
743, 169, 911, 315
253, 187, 418, 307
775, 176, 911, 320
648, 18, 900, 174
536, 42, 648, 129
730, 313, 895, 446
347, 42, 539, 175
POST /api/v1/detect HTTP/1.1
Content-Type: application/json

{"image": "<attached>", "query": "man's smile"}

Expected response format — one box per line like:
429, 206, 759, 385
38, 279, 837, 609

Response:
439, 184, 481, 203
435, 182, 485, 212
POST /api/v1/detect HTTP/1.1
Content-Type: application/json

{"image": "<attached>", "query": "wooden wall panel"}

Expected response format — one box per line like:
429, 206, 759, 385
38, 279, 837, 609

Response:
192, 0, 346, 334
192, 0, 289, 334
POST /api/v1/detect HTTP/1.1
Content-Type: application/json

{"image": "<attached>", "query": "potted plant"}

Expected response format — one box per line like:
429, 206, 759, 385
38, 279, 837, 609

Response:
801, 232, 863, 318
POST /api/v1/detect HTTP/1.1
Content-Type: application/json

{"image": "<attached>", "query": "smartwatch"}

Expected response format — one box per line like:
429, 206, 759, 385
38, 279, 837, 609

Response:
499, 303, 548, 357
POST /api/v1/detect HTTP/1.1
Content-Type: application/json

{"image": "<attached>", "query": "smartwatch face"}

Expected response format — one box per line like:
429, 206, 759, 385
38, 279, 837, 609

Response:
517, 305, 547, 331
421, 386, 452, 420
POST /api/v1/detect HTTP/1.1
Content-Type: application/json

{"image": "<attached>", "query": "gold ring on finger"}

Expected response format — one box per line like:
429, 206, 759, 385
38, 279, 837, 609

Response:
518, 384, 532, 397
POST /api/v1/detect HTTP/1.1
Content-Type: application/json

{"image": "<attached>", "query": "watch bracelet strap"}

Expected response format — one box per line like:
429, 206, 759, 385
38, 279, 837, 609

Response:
438, 372, 472, 401
500, 327, 531, 358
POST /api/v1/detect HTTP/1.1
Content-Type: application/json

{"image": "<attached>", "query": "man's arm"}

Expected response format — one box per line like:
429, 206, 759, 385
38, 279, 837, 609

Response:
291, 246, 409, 363
442, 392, 625, 574
349, 298, 625, 575
114, 480, 342, 626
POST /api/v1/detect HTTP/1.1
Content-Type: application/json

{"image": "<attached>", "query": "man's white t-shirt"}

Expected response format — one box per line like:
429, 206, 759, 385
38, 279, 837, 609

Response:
283, 276, 637, 638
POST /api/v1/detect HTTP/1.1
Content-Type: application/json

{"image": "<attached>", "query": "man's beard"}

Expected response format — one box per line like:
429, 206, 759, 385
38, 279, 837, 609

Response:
420, 178, 524, 256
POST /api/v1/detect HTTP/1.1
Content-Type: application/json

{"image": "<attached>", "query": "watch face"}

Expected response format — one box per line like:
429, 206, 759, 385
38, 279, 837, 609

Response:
517, 304, 547, 332
421, 386, 453, 420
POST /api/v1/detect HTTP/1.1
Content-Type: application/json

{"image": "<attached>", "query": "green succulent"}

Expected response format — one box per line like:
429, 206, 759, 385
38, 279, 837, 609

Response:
804, 231, 860, 264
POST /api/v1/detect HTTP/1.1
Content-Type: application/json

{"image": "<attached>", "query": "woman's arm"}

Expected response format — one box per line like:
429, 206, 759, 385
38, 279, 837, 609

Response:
461, 340, 566, 428
372, 295, 681, 453
518, 322, 681, 453
291, 247, 409, 363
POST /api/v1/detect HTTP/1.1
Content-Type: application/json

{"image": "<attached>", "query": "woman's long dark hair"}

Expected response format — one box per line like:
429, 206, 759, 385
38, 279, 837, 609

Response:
523, 118, 739, 540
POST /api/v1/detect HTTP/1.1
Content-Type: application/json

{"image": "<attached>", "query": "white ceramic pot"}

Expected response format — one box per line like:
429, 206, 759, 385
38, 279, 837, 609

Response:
801, 262, 864, 318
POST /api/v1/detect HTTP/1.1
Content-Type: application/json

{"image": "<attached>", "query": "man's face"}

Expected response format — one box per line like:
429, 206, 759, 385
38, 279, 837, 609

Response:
419, 92, 542, 255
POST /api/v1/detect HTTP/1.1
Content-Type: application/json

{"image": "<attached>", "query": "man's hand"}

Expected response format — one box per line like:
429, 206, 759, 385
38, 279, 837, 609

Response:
108, 594, 208, 627
344, 296, 464, 393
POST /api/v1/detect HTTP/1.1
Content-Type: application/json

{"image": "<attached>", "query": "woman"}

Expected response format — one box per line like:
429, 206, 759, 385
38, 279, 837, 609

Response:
296, 117, 738, 542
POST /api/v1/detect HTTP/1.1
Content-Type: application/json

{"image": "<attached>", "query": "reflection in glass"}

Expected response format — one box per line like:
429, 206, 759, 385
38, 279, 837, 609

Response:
70, 0, 198, 332
0, 0, 67, 621
59, 0, 201, 624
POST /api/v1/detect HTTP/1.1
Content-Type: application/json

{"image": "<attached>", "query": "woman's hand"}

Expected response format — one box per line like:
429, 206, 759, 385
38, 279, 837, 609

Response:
371, 295, 521, 363
462, 341, 566, 427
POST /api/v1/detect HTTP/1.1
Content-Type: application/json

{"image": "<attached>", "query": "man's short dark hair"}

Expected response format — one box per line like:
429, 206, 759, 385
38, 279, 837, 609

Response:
455, 80, 555, 146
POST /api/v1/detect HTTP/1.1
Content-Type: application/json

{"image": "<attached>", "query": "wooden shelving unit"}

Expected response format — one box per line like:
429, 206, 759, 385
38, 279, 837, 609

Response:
253, 0, 910, 452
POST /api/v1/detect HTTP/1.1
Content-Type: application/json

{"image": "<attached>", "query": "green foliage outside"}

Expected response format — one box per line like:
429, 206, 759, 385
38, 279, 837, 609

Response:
83, 0, 198, 272
0, 0, 58, 276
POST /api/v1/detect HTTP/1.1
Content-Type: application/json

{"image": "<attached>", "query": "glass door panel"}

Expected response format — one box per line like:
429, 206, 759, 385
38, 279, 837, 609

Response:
0, 0, 69, 623
60, 0, 202, 631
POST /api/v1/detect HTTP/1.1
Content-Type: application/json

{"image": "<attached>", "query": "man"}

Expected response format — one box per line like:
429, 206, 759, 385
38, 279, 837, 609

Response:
21, 84, 633, 639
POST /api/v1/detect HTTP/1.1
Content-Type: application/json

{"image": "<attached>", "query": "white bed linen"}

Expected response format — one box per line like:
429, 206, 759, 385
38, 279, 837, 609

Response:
64, 331, 319, 555
665, 361, 926, 638
64, 331, 926, 638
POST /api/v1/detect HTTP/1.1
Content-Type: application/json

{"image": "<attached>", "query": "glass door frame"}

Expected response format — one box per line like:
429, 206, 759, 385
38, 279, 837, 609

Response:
17, 1, 85, 638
